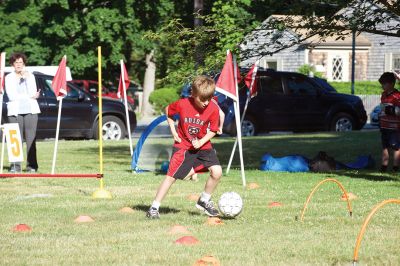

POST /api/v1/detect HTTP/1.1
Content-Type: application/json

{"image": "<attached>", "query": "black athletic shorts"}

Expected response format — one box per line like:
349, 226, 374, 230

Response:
167, 147, 220, 179
381, 128, 400, 150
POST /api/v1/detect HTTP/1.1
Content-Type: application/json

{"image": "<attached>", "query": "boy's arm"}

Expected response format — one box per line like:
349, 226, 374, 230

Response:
165, 106, 181, 143
192, 130, 216, 149
217, 108, 225, 135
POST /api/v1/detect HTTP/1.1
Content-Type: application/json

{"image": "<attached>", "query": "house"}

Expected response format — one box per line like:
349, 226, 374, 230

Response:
240, 5, 400, 82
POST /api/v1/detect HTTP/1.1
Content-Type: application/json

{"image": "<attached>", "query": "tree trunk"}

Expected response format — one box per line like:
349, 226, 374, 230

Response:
141, 50, 156, 117
194, 0, 204, 68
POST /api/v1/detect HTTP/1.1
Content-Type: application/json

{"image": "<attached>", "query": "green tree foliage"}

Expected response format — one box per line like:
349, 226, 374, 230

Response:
0, 0, 175, 83
297, 64, 323, 78
146, 0, 257, 89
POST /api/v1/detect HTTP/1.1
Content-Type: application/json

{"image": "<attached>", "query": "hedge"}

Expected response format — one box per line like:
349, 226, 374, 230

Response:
330, 81, 382, 95
149, 86, 181, 114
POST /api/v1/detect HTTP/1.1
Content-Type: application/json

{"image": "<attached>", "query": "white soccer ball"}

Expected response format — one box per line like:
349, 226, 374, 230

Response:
218, 192, 243, 217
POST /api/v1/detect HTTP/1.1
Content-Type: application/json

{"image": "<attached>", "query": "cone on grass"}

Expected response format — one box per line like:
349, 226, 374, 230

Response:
268, 201, 283, 208
341, 192, 357, 201
74, 215, 94, 223
168, 225, 191, 235
193, 255, 221, 266
13, 224, 31, 232
175, 236, 199, 245
205, 217, 224, 225
119, 207, 135, 213
247, 182, 260, 190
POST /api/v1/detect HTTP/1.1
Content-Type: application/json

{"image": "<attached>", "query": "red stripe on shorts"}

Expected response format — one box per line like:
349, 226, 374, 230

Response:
167, 149, 186, 177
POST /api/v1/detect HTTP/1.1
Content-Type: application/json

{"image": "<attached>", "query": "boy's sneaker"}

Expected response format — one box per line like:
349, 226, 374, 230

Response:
146, 207, 160, 219
196, 199, 219, 217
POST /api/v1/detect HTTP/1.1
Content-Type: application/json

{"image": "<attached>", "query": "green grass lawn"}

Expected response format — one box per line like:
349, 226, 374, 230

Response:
0, 131, 399, 265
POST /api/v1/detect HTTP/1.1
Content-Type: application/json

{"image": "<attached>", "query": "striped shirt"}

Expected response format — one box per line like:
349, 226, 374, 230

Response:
379, 89, 400, 130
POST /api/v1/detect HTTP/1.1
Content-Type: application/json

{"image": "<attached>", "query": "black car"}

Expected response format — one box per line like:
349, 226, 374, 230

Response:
2, 72, 137, 140
222, 69, 367, 136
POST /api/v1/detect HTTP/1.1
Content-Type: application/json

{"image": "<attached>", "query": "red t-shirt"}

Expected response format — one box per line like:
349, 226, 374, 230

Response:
167, 97, 219, 150
380, 89, 400, 130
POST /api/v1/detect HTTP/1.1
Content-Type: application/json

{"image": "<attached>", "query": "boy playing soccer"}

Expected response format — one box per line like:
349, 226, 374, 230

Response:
378, 72, 400, 172
146, 75, 223, 219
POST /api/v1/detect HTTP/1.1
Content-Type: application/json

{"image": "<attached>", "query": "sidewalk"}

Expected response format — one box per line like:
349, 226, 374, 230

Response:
132, 115, 170, 138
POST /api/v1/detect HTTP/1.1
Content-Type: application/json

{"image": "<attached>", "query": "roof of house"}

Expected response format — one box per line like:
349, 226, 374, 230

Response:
268, 15, 371, 47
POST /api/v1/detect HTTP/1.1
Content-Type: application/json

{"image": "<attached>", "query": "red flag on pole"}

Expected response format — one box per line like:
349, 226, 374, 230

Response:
117, 61, 130, 99
0, 52, 5, 94
52, 56, 67, 98
244, 62, 259, 98
216, 50, 241, 101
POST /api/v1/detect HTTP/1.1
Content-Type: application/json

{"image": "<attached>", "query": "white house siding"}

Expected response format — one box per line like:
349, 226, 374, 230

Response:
360, 16, 400, 80
240, 41, 306, 72
362, 31, 400, 81
258, 45, 305, 72
240, 28, 306, 71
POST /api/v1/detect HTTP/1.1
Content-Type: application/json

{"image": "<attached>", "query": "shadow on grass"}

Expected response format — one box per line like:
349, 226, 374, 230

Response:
187, 211, 202, 216
132, 204, 180, 214
331, 170, 400, 182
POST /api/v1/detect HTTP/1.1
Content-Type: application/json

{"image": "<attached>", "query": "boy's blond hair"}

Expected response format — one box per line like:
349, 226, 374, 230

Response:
191, 75, 215, 101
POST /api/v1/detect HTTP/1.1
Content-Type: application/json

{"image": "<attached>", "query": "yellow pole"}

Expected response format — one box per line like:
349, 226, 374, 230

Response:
98, 47, 103, 181
92, 46, 111, 199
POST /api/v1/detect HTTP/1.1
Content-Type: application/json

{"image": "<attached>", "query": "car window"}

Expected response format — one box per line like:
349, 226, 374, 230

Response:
312, 77, 337, 93
43, 79, 80, 99
258, 75, 283, 95
74, 81, 84, 88
88, 83, 98, 94
286, 75, 318, 96
66, 84, 80, 98
43, 79, 56, 98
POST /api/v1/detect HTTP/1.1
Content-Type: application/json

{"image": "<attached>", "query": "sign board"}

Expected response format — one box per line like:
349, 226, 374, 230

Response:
3, 123, 23, 163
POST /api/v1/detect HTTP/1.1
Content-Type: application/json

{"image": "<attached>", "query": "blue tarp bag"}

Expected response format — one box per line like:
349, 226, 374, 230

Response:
260, 154, 309, 172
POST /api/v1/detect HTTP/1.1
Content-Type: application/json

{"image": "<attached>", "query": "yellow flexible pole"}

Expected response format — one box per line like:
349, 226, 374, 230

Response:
300, 178, 352, 222
352, 199, 400, 265
98, 47, 103, 181
92, 46, 111, 199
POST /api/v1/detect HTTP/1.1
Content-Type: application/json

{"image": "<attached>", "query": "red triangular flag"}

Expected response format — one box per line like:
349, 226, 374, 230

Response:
216, 50, 239, 101
52, 56, 67, 98
0, 52, 5, 94
117, 61, 130, 99
244, 62, 258, 98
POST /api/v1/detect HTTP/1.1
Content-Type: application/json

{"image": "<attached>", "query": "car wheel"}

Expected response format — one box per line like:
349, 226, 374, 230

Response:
330, 113, 354, 132
241, 116, 257, 136
94, 116, 126, 140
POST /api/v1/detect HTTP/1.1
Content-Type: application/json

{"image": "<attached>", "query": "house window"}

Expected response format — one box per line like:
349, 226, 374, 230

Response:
393, 54, 400, 71
332, 56, 343, 81
261, 59, 280, 70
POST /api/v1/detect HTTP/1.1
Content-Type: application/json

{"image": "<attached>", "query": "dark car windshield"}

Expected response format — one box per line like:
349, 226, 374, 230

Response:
312, 77, 337, 93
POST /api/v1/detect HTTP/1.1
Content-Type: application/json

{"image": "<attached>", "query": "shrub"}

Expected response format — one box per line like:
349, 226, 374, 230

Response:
330, 81, 382, 95
149, 86, 180, 114
297, 64, 323, 78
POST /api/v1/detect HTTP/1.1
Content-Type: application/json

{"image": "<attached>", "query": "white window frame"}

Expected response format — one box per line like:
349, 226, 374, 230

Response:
327, 51, 350, 82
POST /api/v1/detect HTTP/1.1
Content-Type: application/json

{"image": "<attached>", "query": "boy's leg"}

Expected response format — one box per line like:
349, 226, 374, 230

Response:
393, 149, 400, 171
147, 175, 176, 219
196, 165, 222, 217
154, 175, 177, 203
203, 165, 222, 195
381, 148, 389, 172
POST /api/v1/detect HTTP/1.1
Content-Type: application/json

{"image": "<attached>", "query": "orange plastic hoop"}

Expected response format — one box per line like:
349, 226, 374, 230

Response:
352, 199, 400, 265
300, 178, 352, 222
